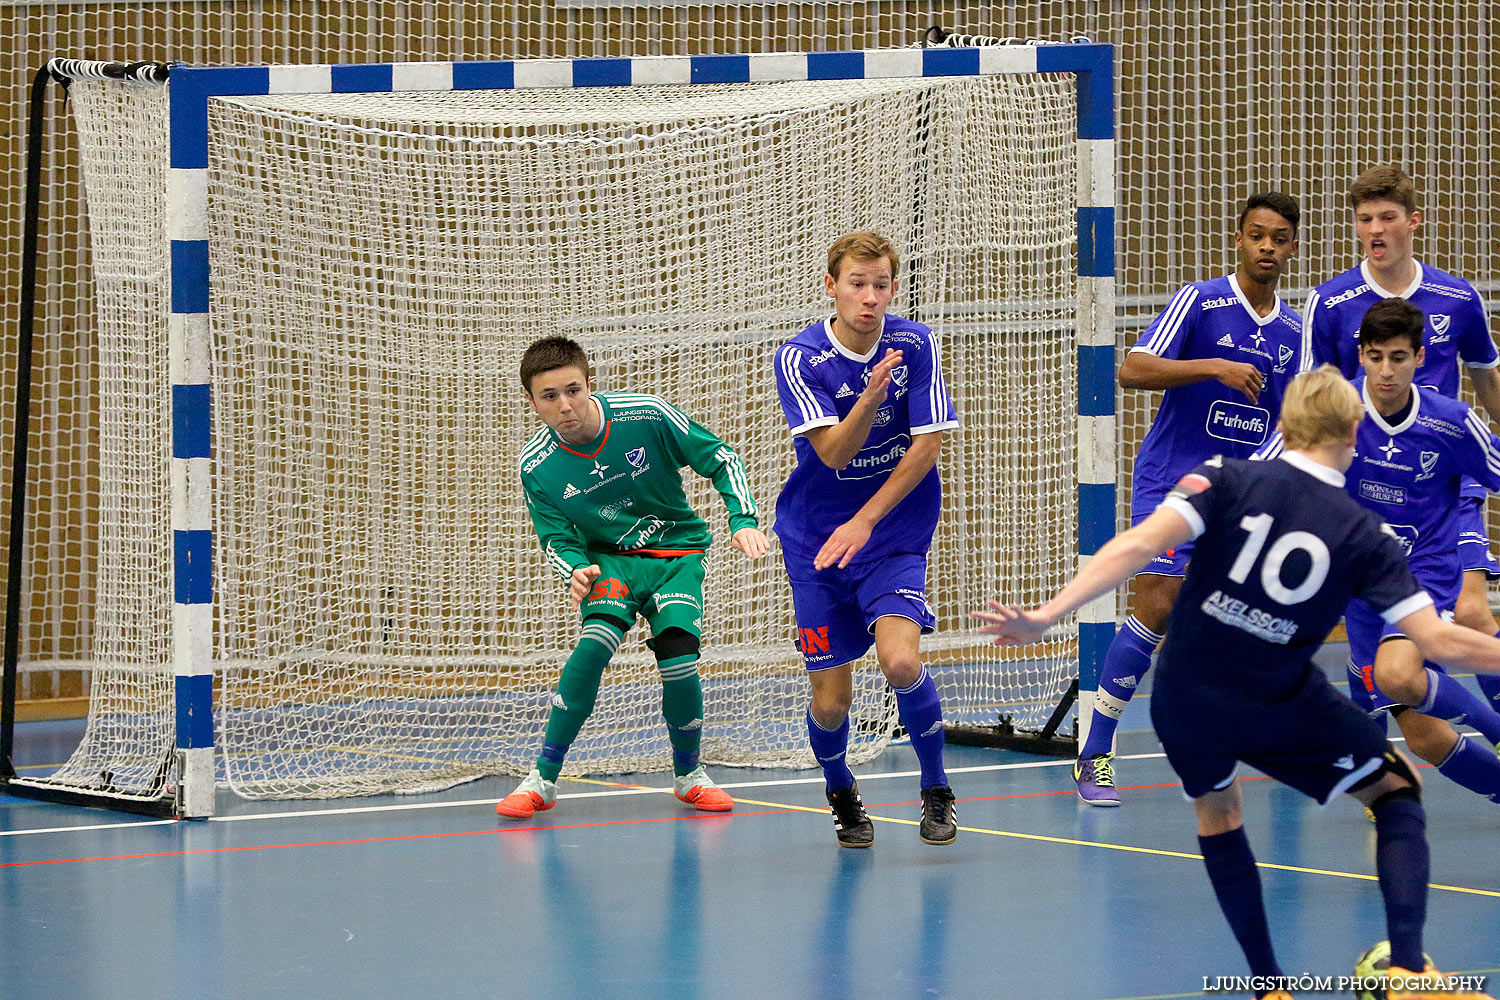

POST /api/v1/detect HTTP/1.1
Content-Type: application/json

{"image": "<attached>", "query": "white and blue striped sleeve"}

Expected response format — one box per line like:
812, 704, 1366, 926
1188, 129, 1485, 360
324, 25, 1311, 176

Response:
1457, 290, 1500, 369
1460, 406, 1500, 491
909, 326, 960, 436
1298, 288, 1320, 374
774, 343, 838, 437
1129, 284, 1199, 358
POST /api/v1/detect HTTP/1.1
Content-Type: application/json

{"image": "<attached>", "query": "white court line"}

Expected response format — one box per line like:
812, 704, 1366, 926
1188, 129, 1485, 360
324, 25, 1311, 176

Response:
0, 753, 1172, 837
0, 819, 176, 838
3, 733, 1421, 838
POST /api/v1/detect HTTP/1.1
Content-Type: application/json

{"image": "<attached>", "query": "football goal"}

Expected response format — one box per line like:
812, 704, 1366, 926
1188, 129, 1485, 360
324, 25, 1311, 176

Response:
2, 43, 1114, 817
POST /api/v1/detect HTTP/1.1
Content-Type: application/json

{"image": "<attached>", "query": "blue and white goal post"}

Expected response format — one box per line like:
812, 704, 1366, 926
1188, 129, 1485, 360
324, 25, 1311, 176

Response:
162, 44, 1114, 817
4, 42, 1112, 820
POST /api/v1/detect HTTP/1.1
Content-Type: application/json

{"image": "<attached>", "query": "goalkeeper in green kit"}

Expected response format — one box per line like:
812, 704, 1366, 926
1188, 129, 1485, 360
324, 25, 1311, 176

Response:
498, 336, 769, 819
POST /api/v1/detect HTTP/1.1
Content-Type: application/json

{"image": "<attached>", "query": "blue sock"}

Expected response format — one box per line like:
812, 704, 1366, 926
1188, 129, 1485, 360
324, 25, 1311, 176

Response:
1479, 673, 1500, 714
807, 709, 855, 792
1477, 635, 1500, 715
1416, 667, 1500, 744
1370, 791, 1428, 972
1198, 827, 1282, 981
1435, 733, 1500, 800
893, 667, 947, 790
1080, 615, 1161, 759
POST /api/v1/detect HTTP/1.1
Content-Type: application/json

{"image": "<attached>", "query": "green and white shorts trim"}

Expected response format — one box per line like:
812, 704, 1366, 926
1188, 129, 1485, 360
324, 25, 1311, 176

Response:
579, 551, 706, 641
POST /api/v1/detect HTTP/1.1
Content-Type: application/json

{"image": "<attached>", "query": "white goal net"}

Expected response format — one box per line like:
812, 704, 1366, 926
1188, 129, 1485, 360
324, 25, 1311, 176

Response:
38, 67, 1080, 800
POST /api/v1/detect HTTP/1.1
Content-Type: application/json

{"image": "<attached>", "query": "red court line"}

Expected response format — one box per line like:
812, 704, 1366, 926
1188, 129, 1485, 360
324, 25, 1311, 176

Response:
0, 809, 768, 869
7, 760, 1439, 869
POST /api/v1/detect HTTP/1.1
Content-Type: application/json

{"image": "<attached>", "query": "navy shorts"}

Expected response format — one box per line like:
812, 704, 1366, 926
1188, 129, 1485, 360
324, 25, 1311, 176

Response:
1152, 672, 1391, 804
783, 550, 936, 670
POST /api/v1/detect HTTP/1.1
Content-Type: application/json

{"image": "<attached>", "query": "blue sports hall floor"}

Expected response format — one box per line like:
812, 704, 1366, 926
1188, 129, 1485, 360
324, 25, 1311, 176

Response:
3, 642, 1497, 1000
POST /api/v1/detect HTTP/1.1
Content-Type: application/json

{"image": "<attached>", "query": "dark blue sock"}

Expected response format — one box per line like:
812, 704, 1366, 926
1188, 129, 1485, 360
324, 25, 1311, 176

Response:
1477, 638, 1500, 715
1370, 791, 1428, 972
1435, 733, 1500, 800
1198, 828, 1282, 981
1417, 667, 1500, 744
807, 709, 855, 792
893, 668, 947, 790
1080, 615, 1160, 759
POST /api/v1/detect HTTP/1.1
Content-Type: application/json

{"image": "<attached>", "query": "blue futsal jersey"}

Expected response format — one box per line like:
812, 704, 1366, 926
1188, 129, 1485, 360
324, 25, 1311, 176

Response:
1153, 453, 1430, 712
1129, 275, 1302, 518
1302, 261, 1498, 397
772, 316, 958, 564
1259, 378, 1500, 587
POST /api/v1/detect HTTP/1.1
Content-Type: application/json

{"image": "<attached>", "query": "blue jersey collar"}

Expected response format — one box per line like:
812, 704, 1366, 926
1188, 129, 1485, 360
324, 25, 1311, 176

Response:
823, 316, 886, 363
1359, 258, 1424, 300
1361, 377, 1421, 435
1226, 272, 1284, 327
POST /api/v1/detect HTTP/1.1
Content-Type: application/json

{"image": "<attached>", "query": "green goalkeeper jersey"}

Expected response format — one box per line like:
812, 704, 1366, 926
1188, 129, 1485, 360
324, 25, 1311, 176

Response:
519, 391, 759, 579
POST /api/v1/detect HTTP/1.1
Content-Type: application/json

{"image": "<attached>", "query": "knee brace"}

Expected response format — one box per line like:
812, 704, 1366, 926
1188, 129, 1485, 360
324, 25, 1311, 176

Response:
649, 627, 700, 680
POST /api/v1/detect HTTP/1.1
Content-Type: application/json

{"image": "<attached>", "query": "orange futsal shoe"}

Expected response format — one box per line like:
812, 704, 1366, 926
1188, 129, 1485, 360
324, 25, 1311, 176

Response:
1386, 966, 1495, 1000
496, 769, 557, 819
673, 765, 734, 812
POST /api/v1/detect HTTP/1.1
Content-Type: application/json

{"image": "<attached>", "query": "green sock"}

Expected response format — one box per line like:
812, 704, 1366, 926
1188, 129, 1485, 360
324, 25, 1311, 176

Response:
659, 658, 703, 777
536, 622, 621, 782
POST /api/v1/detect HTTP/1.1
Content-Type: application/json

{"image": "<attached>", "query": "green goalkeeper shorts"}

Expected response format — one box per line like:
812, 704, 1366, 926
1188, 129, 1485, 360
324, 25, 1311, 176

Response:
579, 552, 706, 639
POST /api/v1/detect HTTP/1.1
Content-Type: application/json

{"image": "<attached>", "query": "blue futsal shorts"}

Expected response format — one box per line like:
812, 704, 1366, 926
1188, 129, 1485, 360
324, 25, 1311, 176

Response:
1344, 571, 1458, 715
1131, 505, 1195, 577
1456, 494, 1500, 577
1152, 670, 1391, 804
783, 550, 936, 670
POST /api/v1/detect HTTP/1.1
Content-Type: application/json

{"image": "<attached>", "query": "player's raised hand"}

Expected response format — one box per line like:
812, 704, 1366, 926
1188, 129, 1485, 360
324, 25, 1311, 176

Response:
569, 564, 603, 609
731, 526, 769, 559
971, 599, 1051, 645
814, 517, 872, 571
858, 348, 904, 406
1214, 359, 1264, 403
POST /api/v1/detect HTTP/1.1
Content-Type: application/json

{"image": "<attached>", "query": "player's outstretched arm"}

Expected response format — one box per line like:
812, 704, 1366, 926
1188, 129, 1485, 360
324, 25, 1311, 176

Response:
801, 348, 903, 470
973, 506, 1195, 644
1119, 350, 1264, 403
731, 527, 768, 559
1400, 602, 1500, 676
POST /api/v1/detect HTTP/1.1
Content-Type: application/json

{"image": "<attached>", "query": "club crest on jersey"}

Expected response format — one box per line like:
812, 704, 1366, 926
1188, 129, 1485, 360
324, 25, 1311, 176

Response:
891, 365, 909, 387
1416, 450, 1439, 481
1428, 314, 1451, 343
1276, 345, 1294, 371
626, 447, 647, 468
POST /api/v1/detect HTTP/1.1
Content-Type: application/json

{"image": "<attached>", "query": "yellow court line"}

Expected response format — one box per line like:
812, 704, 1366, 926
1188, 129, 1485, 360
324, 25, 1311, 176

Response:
723, 795, 1500, 900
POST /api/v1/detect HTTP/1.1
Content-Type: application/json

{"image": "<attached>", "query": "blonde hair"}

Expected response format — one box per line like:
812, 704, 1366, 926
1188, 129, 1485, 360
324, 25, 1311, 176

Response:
826, 231, 899, 280
1280, 365, 1362, 450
